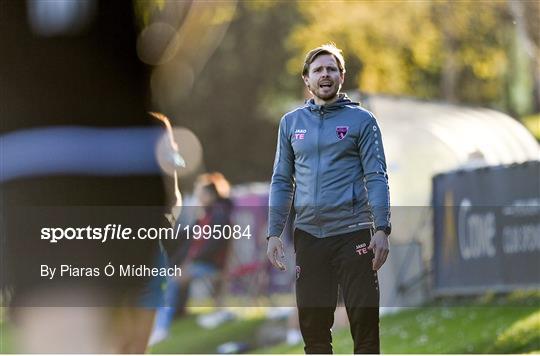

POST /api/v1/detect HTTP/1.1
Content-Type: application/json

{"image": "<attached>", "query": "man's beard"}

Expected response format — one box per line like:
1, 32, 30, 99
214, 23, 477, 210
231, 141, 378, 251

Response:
310, 83, 340, 102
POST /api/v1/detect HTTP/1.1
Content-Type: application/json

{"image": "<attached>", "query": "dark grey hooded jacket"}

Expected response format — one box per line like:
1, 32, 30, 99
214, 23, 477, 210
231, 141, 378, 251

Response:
268, 94, 390, 238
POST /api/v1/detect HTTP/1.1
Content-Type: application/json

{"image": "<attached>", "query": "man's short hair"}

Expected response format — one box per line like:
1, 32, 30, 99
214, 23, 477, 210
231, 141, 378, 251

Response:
302, 43, 346, 77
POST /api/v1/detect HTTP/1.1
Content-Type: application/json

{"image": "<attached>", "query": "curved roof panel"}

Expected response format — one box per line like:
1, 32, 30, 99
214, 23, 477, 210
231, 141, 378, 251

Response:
362, 94, 539, 207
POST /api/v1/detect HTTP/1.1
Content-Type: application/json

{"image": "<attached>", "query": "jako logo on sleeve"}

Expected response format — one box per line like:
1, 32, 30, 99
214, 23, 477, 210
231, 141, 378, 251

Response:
294, 129, 307, 140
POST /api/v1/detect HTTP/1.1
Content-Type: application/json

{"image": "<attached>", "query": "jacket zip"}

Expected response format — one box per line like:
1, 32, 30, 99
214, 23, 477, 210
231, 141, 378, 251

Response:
315, 108, 324, 236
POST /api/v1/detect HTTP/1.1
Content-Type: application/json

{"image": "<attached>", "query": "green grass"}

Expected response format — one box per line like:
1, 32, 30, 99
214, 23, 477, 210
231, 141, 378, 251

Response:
0, 318, 14, 354
1, 293, 539, 354
149, 311, 267, 354
256, 293, 540, 354
490, 310, 540, 353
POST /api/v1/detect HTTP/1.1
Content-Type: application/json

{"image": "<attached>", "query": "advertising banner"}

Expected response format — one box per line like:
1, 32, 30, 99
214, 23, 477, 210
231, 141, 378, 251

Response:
432, 161, 540, 295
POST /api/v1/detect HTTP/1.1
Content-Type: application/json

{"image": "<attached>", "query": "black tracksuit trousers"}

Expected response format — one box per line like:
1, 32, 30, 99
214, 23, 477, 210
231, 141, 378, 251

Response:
294, 228, 380, 354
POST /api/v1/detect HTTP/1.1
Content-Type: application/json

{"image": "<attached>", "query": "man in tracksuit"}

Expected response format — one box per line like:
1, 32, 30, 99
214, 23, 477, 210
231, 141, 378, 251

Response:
267, 44, 391, 354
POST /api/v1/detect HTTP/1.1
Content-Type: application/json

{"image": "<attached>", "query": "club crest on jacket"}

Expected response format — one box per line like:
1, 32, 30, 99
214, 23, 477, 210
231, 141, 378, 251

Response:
336, 126, 349, 140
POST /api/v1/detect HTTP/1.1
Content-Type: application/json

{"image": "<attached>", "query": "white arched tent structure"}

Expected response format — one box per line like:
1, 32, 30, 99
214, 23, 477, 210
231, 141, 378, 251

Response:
362, 95, 540, 208
350, 95, 539, 248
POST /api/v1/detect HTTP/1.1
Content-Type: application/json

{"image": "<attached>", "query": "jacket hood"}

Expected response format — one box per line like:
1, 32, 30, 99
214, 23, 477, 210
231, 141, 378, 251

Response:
306, 93, 359, 112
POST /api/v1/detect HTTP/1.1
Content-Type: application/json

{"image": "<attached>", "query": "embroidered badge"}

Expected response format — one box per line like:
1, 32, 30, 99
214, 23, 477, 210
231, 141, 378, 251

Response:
336, 126, 349, 140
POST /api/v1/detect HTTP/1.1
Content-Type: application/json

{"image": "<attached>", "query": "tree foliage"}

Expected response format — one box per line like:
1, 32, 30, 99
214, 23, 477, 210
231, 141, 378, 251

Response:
287, 0, 536, 114
160, 1, 302, 184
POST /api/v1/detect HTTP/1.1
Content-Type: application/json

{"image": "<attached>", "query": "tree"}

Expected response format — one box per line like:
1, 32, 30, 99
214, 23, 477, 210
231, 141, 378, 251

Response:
287, 0, 536, 114
144, 1, 302, 183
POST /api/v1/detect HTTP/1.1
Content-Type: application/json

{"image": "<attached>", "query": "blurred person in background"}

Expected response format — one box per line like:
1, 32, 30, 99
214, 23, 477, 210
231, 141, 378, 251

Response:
266, 44, 391, 354
150, 172, 233, 344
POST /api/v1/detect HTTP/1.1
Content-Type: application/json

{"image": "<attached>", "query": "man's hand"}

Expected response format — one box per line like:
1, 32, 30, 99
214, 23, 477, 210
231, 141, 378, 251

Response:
267, 236, 286, 271
368, 230, 389, 271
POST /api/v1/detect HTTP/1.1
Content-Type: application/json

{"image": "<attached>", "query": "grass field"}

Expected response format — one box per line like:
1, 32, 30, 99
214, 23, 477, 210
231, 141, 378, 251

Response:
147, 292, 540, 354
256, 304, 539, 354
149, 309, 268, 354
1, 293, 539, 353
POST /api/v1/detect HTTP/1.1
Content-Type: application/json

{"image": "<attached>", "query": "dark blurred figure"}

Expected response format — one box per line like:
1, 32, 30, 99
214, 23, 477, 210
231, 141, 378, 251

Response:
150, 172, 233, 345
0, 0, 172, 353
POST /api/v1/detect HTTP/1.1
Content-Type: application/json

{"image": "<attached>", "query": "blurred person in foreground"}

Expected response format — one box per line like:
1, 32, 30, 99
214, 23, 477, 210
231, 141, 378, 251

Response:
266, 44, 391, 354
150, 172, 233, 344
0, 1, 178, 353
